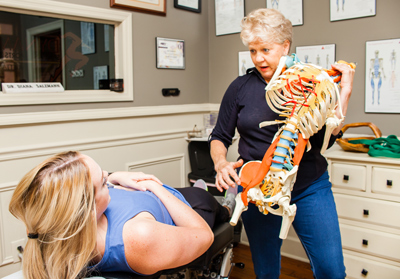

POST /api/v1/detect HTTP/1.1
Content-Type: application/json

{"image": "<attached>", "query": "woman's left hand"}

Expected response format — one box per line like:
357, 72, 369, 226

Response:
108, 171, 163, 191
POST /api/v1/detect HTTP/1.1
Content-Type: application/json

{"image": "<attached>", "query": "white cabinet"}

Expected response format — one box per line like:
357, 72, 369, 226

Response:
325, 144, 400, 278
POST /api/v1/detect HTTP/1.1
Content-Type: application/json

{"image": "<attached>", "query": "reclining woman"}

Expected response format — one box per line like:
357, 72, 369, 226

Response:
9, 151, 236, 279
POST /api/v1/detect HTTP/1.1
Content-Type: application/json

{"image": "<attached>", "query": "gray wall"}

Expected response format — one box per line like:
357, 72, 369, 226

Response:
208, 0, 400, 136
3, 0, 400, 136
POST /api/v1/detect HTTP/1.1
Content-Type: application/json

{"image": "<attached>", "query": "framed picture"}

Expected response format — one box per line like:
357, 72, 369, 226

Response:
215, 0, 245, 36
110, 0, 166, 16
295, 44, 336, 69
365, 38, 400, 113
330, 0, 375, 21
266, 0, 303, 26
80, 22, 95, 55
156, 37, 185, 69
93, 65, 109, 90
174, 0, 201, 13
238, 51, 254, 76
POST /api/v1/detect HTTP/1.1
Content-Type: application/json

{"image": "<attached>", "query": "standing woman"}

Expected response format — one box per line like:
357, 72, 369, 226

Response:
209, 8, 354, 279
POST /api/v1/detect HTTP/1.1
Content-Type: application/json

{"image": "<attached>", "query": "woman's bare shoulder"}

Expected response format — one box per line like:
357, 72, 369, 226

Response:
122, 214, 163, 274
123, 212, 156, 241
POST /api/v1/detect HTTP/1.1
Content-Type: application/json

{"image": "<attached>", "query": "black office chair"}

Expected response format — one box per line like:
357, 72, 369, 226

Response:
187, 140, 243, 245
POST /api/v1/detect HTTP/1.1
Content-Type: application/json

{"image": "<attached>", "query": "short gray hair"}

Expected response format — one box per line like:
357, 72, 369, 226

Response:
240, 8, 293, 47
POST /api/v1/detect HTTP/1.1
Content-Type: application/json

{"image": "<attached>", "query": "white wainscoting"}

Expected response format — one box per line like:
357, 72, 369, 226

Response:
127, 154, 186, 189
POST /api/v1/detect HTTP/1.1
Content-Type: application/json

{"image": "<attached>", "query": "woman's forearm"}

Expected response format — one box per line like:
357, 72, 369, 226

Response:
210, 139, 243, 189
210, 140, 228, 171
333, 89, 351, 135
140, 181, 211, 230
331, 62, 355, 135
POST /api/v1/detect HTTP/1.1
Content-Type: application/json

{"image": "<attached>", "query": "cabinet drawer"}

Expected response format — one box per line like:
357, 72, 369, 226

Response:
331, 163, 366, 191
340, 224, 400, 261
334, 194, 400, 229
372, 167, 400, 197
344, 252, 400, 279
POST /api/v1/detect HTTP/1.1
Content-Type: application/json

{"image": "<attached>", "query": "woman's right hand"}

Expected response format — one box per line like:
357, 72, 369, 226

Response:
214, 159, 243, 191
108, 171, 162, 191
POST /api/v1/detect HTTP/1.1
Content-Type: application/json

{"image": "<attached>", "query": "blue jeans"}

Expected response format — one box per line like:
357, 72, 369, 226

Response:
240, 171, 346, 279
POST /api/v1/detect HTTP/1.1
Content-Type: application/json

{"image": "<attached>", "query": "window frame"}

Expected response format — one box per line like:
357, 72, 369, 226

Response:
0, 0, 133, 106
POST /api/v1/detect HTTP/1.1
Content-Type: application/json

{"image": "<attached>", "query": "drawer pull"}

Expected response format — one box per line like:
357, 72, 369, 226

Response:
363, 209, 369, 216
361, 269, 368, 276
362, 239, 368, 245
387, 180, 393, 186
343, 175, 349, 181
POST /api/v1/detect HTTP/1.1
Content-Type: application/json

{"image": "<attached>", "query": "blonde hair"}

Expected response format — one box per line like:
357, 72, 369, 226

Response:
9, 151, 97, 279
240, 8, 293, 47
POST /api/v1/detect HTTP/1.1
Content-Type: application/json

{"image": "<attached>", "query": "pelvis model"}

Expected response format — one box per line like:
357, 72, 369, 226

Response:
230, 54, 355, 239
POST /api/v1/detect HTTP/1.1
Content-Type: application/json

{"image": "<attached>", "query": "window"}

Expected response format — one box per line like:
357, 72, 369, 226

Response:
0, 0, 133, 105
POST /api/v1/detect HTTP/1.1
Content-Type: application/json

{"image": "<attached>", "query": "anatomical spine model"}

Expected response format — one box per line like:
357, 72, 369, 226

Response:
229, 54, 355, 239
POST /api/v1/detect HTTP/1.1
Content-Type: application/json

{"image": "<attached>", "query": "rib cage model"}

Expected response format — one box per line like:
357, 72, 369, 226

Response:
229, 54, 356, 239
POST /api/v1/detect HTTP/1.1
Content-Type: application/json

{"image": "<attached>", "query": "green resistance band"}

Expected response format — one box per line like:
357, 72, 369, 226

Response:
349, 135, 400, 158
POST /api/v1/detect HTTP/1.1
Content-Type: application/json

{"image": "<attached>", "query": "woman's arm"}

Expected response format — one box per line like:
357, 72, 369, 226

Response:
123, 180, 214, 275
210, 140, 243, 191
331, 62, 355, 135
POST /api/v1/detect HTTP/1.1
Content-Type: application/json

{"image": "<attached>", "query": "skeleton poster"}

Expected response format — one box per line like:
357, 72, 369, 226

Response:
330, 0, 375, 21
365, 39, 400, 113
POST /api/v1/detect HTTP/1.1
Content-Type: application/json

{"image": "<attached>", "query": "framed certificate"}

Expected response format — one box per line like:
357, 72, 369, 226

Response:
156, 37, 185, 69
93, 65, 109, 90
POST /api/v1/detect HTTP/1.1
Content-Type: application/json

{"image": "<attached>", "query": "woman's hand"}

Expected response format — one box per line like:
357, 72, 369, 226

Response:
108, 171, 162, 191
210, 139, 243, 191
331, 62, 355, 96
214, 159, 243, 191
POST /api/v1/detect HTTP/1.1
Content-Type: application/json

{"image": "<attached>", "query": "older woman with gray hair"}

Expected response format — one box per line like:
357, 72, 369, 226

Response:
210, 8, 354, 279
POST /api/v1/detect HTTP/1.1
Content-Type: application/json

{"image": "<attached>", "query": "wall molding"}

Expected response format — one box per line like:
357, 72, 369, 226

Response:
127, 154, 186, 188
0, 104, 220, 126
0, 129, 187, 162
0, 182, 17, 192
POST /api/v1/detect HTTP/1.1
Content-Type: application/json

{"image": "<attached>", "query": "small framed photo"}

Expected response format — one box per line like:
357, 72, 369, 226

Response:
156, 37, 185, 69
110, 0, 166, 16
330, 0, 376, 21
266, 0, 303, 26
365, 38, 400, 113
238, 51, 254, 76
174, 0, 201, 13
81, 22, 95, 55
296, 44, 336, 69
215, 0, 245, 36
